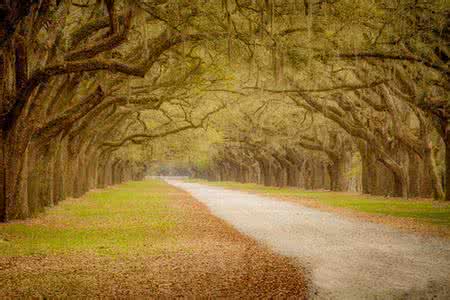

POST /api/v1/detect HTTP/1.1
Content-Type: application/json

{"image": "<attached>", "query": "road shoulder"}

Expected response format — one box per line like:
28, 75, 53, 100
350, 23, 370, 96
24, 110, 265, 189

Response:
0, 180, 308, 298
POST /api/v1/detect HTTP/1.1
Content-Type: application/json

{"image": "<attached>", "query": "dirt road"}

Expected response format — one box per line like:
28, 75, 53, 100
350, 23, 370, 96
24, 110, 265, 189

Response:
168, 180, 450, 299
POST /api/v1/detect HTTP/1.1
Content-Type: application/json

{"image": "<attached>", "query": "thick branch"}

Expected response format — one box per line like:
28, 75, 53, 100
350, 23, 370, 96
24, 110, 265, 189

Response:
243, 80, 388, 94
102, 123, 199, 148
70, 15, 126, 46
296, 135, 339, 160
14, 36, 28, 91
65, 11, 132, 61
33, 86, 105, 145
334, 53, 449, 76
3, 58, 145, 128
102, 104, 225, 148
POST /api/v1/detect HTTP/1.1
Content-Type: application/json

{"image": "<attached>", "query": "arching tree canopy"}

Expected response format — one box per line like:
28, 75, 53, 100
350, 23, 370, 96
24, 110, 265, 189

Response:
0, 0, 449, 221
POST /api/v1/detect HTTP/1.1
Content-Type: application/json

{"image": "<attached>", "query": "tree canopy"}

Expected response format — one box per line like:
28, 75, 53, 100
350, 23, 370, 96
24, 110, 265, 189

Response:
0, 0, 448, 221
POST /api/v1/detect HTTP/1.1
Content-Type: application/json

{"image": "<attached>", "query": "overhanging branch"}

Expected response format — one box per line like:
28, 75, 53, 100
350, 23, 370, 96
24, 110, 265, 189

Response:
101, 104, 225, 148
65, 11, 132, 61
243, 80, 389, 94
334, 53, 449, 76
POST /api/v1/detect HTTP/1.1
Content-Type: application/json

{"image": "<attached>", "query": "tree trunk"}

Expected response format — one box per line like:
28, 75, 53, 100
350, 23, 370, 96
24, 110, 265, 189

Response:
358, 141, 378, 195
423, 145, 444, 200
1, 151, 23, 221
27, 143, 38, 214
18, 145, 29, 218
408, 152, 420, 198
286, 164, 298, 187
446, 129, 450, 201
328, 158, 347, 192
259, 159, 273, 187
392, 168, 409, 198
0, 130, 6, 222
53, 136, 65, 204
0, 129, 29, 222
360, 155, 369, 194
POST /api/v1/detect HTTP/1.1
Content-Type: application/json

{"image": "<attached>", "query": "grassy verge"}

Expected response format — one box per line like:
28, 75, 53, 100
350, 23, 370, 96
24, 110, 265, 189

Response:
0, 181, 176, 256
0, 179, 307, 298
186, 179, 450, 235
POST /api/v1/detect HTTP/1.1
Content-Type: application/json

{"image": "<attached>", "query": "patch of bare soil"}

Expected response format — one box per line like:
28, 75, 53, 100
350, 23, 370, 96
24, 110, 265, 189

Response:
0, 186, 307, 298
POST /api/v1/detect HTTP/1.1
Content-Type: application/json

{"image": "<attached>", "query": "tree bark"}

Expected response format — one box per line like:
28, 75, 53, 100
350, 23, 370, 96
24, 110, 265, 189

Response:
423, 145, 444, 200
0, 130, 6, 222
446, 128, 450, 201
0, 128, 30, 221
392, 168, 409, 198
408, 152, 420, 198
328, 157, 347, 191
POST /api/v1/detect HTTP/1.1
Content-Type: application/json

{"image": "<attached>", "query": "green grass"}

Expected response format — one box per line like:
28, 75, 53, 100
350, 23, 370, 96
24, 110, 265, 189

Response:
188, 179, 450, 228
0, 180, 177, 256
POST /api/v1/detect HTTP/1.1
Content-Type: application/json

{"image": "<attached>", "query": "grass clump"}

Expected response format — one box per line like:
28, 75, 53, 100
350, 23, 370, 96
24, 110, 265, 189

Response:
0, 180, 177, 256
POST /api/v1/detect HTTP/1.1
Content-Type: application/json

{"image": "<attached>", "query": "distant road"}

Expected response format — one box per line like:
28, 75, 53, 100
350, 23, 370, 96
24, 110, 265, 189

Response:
147, 176, 189, 180
167, 180, 450, 299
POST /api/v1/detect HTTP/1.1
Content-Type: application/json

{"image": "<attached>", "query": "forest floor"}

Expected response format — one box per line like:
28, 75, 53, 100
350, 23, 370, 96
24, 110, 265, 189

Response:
0, 180, 307, 298
185, 179, 450, 238
170, 179, 450, 299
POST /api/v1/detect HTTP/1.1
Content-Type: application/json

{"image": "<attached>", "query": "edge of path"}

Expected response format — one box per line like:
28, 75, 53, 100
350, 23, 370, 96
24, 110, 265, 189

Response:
189, 180, 450, 239
0, 179, 309, 298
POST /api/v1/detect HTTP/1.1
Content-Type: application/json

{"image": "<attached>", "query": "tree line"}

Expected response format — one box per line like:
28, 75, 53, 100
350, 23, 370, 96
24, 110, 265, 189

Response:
0, 0, 448, 222
0, 0, 227, 221
189, 0, 449, 200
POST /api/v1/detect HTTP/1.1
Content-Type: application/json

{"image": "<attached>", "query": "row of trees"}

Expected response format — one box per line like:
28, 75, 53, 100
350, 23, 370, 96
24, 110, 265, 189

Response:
194, 98, 439, 198
1, 0, 448, 221
188, 0, 449, 200
0, 0, 229, 221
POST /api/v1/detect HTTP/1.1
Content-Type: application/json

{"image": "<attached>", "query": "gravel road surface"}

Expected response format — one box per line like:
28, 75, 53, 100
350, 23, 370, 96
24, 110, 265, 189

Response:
167, 180, 450, 299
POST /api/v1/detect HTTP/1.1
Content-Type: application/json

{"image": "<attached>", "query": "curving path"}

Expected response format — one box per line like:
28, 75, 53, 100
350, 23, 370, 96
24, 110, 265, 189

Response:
167, 180, 450, 299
